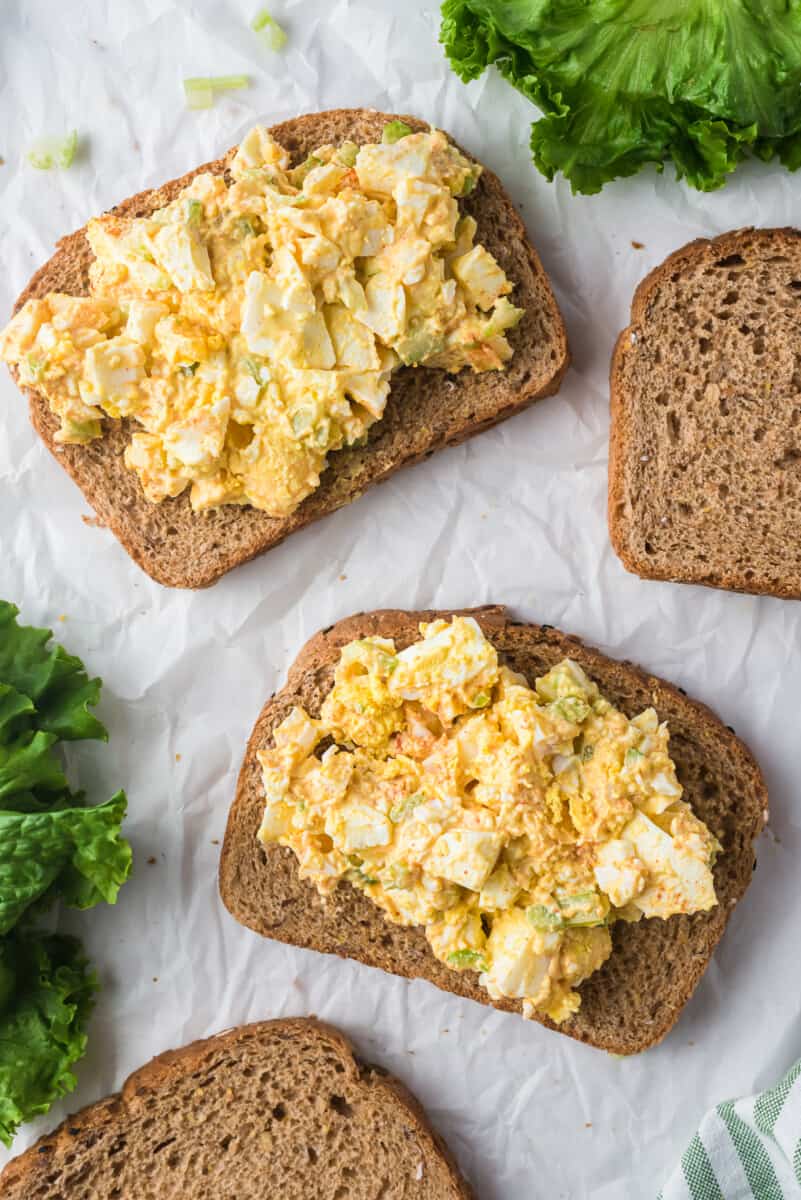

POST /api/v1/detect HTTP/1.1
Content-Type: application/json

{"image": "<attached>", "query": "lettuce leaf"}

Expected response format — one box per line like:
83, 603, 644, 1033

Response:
0, 931, 97, 1147
0, 603, 105, 742
0, 792, 131, 934
0, 603, 131, 1143
440, 0, 801, 193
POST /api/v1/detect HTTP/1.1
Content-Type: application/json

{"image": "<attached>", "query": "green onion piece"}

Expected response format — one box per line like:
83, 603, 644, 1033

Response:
389, 792, 424, 824
27, 130, 79, 170
469, 691, 490, 709
57, 130, 78, 167
544, 890, 608, 928
336, 141, 358, 168
292, 153, 323, 185
186, 199, 203, 225
183, 76, 249, 110
526, 904, 564, 931
625, 748, 645, 766
183, 79, 214, 110
241, 355, 268, 383
208, 74, 249, 89
234, 215, 258, 238
382, 120, 413, 144
447, 949, 488, 971
291, 409, 313, 436
251, 9, 287, 51
179, 362, 199, 376
553, 696, 590, 724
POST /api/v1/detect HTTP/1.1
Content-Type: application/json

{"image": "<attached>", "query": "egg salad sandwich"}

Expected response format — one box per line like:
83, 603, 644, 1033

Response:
0, 1018, 474, 1199
220, 607, 767, 1054
0, 110, 568, 588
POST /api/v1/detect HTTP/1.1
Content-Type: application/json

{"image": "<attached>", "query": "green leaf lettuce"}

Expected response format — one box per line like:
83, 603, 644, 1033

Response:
0, 604, 131, 1144
0, 931, 97, 1147
0, 603, 105, 742
0, 791, 131, 935
440, 0, 801, 193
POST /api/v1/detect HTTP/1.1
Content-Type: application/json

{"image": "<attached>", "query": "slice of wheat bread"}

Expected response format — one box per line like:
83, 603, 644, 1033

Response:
11, 109, 569, 589
0, 1017, 474, 1200
219, 606, 766, 1056
609, 226, 801, 598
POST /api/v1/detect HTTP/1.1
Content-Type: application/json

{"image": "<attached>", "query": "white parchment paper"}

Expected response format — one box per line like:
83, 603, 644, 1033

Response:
1, 3, 800, 1195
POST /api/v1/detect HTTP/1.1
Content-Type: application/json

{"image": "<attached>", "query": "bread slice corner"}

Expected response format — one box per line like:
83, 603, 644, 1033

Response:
219, 605, 767, 1056
10, 109, 569, 589
0, 1017, 474, 1199
609, 225, 801, 598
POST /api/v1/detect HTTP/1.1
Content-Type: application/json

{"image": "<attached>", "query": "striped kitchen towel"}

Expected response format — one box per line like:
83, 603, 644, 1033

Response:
660, 1060, 801, 1198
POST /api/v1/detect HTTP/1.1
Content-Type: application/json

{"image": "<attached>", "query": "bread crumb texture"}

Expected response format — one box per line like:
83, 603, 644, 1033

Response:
610, 227, 801, 598
0, 1019, 474, 1199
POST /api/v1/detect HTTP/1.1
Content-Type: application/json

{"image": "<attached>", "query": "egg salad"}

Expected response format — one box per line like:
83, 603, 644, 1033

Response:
257, 617, 721, 1023
0, 124, 523, 516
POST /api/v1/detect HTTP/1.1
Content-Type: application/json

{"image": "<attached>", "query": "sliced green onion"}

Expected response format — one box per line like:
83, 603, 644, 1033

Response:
552, 696, 590, 724
251, 8, 287, 51
389, 792, 424, 824
382, 120, 413, 145
58, 130, 78, 167
241, 355, 269, 383
186, 198, 203, 225
336, 141, 359, 168
526, 904, 564, 931
296, 153, 323, 180
212, 74, 250, 88
234, 215, 258, 238
347, 867, 378, 887
447, 949, 488, 971
291, 409, 314, 436
184, 79, 214, 110
529, 890, 607, 930
27, 130, 79, 170
183, 76, 249, 110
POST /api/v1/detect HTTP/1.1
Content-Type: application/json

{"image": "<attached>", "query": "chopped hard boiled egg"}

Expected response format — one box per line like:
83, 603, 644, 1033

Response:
256, 617, 721, 1023
0, 124, 524, 516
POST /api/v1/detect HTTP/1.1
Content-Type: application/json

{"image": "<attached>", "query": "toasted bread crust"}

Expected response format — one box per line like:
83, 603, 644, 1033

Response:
608, 226, 801, 598
11, 110, 569, 588
0, 1018, 474, 1199
219, 606, 767, 1056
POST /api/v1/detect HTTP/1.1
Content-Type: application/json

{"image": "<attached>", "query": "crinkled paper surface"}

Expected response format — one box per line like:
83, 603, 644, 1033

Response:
1, 2, 799, 1195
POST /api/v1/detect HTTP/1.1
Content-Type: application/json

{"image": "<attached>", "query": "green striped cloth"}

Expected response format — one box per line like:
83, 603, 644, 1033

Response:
660, 1061, 801, 1198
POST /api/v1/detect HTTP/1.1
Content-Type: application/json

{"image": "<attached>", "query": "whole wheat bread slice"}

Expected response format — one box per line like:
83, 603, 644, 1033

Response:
0, 1017, 474, 1200
219, 606, 766, 1056
609, 226, 801, 598
10, 109, 569, 589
